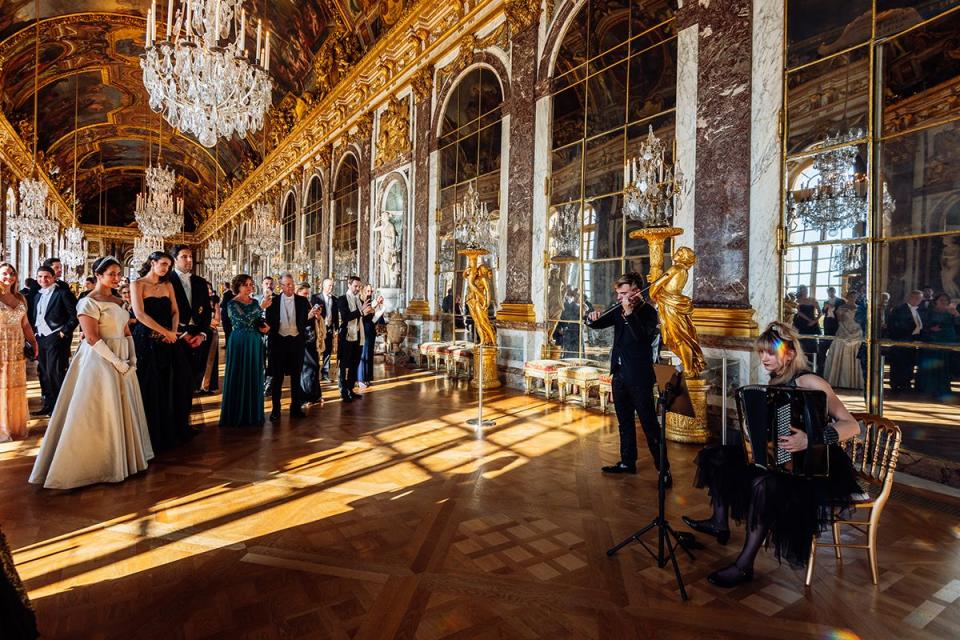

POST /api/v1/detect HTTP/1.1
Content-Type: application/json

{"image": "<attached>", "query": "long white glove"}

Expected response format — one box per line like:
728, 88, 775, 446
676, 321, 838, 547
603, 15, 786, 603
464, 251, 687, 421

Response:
126, 336, 138, 367
92, 340, 130, 375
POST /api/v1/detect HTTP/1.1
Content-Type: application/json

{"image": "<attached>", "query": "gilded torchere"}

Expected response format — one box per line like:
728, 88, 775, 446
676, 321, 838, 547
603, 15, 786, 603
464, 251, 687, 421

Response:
649, 246, 709, 443
462, 248, 500, 389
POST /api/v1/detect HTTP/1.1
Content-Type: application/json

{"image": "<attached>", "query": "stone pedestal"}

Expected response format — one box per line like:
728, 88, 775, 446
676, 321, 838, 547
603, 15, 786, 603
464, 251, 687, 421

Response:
666, 376, 710, 443
472, 345, 501, 390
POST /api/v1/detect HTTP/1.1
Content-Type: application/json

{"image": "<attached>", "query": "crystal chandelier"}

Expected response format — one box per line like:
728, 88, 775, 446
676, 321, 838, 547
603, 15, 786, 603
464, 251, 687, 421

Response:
9, 179, 60, 253
333, 248, 357, 280
60, 225, 86, 282
787, 129, 867, 236
291, 246, 312, 276
622, 125, 684, 227
133, 234, 164, 266
453, 182, 494, 250
245, 200, 281, 257
135, 164, 184, 238
549, 205, 579, 260
204, 237, 228, 278
141, 0, 273, 147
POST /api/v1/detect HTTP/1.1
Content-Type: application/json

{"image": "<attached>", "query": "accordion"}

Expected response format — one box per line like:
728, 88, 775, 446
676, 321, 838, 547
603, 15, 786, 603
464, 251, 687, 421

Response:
735, 385, 831, 477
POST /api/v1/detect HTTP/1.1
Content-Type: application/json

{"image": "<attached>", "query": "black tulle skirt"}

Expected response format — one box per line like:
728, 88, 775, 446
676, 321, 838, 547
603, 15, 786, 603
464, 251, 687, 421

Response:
0, 528, 38, 639
693, 444, 862, 567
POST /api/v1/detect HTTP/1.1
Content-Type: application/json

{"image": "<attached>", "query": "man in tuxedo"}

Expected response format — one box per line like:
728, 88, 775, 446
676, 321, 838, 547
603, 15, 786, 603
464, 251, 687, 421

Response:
887, 289, 924, 391
41, 257, 71, 293
28, 265, 79, 416
168, 245, 213, 392
316, 278, 338, 381
336, 276, 371, 402
585, 272, 669, 485
264, 273, 310, 420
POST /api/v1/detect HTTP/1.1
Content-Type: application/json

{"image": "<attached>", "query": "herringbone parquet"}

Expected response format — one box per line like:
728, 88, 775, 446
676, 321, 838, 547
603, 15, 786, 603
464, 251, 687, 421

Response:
2, 362, 959, 639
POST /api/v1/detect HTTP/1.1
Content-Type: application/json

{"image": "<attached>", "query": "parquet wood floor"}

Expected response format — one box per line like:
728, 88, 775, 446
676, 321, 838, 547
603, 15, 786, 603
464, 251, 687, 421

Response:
2, 364, 960, 639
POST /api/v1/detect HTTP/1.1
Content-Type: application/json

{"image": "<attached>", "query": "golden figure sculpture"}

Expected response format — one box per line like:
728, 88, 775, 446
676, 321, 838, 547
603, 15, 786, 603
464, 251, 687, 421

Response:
649, 246, 706, 378
464, 259, 496, 345
782, 292, 799, 326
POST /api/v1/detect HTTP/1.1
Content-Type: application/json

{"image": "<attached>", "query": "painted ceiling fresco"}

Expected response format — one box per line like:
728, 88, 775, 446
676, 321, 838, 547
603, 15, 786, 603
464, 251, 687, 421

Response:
0, 0, 398, 229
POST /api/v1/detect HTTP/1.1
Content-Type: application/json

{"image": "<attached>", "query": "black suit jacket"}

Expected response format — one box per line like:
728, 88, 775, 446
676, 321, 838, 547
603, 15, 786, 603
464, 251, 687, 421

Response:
265, 294, 310, 343
169, 271, 212, 334
27, 286, 79, 337
887, 303, 921, 341
585, 301, 659, 384
336, 294, 366, 341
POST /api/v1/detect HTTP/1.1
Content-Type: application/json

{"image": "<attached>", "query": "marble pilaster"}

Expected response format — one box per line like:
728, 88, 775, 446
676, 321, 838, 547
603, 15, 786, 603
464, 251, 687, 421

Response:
674, 23, 698, 295
410, 86, 433, 310
500, 22, 538, 317
748, 0, 785, 336
682, 0, 753, 308
359, 142, 372, 284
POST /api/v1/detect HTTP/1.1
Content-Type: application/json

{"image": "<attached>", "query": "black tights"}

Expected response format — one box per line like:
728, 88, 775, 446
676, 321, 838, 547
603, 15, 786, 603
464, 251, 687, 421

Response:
708, 476, 770, 577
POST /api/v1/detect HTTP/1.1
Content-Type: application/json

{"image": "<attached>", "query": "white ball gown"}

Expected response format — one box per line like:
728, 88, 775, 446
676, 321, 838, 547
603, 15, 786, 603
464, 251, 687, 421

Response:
29, 297, 154, 490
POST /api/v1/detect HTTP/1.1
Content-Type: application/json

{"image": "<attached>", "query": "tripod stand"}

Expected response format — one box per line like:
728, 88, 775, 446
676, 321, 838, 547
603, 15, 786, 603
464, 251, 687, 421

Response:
606, 367, 695, 601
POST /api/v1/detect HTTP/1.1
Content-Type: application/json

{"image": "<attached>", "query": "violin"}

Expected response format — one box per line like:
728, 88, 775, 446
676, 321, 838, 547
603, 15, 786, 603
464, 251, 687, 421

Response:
587, 287, 650, 325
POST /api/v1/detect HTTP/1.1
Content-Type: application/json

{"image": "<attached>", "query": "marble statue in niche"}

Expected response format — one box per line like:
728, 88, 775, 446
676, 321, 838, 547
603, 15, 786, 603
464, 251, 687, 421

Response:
374, 209, 401, 289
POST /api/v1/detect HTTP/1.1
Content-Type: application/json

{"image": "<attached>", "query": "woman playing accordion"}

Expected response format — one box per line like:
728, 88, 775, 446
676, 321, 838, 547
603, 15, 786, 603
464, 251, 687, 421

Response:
684, 321, 862, 587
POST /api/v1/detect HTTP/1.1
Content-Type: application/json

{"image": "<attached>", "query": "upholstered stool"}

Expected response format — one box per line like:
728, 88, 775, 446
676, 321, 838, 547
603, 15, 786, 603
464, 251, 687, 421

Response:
448, 343, 475, 378
598, 372, 613, 413
522, 359, 567, 399
417, 341, 444, 368
558, 364, 602, 407
432, 342, 455, 371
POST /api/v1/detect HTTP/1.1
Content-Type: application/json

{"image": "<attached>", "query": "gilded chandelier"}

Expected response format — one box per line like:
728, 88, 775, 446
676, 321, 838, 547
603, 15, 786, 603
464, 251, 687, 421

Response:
245, 200, 281, 258
204, 237, 228, 278
60, 226, 86, 281
787, 129, 867, 235
622, 126, 684, 227
135, 164, 184, 238
10, 179, 59, 253
453, 182, 494, 251
141, 0, 272, 147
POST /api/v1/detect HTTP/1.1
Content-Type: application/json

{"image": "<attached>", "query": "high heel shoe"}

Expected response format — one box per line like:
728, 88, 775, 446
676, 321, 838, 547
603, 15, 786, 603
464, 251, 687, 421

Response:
681, 516, 730, 545
707, 564, 754, 588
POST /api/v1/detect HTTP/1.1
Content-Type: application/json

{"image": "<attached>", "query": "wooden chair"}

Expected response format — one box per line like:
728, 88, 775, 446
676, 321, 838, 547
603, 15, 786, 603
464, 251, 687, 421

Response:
805, 413, 902, 586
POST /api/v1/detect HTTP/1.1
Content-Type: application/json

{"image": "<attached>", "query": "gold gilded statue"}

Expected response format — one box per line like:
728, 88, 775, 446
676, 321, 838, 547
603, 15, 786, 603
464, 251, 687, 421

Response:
649, 246, 706, 378
782, 292, 799, 326
465, 261, 496, 345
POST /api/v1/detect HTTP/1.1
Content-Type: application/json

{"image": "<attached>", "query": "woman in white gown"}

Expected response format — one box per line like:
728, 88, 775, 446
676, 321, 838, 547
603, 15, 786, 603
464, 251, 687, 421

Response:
29, 257, 153, 490
822, 306, 864, 390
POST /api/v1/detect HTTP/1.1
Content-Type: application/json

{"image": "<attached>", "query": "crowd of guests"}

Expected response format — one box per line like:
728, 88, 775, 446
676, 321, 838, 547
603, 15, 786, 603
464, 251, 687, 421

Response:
0, 246, 389, 486
790, 284, 959, 397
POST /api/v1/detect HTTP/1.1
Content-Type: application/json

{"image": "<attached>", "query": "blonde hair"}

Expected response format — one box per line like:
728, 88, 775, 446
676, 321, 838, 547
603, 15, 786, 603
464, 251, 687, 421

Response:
0, 263, 26, 306
755, 321, 810, 385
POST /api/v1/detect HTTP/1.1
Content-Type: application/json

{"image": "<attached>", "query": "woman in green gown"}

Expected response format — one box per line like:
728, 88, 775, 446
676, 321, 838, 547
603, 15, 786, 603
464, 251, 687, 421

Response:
219, 275, 271, 427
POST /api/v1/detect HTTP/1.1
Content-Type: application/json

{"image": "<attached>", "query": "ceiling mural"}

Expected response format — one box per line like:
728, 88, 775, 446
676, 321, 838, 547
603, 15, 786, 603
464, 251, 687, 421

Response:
0, 0, 400, 230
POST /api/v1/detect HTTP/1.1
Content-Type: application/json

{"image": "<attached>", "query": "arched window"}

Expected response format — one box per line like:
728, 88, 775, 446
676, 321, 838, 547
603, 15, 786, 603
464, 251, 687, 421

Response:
546, 0, 677, 359
332, 153, 360, 283
303, 175, 323, 281
281, 192, 297, 264
436, 67, 504, 340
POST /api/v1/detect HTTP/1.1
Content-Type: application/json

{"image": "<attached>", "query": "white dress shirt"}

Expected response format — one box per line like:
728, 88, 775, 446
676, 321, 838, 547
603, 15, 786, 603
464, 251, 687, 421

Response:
175, 268, 192, 307
35, 286, 56, 337
279, 293, 298, 337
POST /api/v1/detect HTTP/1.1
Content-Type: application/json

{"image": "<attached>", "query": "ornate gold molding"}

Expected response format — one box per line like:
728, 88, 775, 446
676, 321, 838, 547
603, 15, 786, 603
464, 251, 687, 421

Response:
0, 113, 72, 228
406, 298, 431, 315
505, 0, 542, 33
411, 66, 434, 103
496, 302, 536, 324
692, 306, 759, 338
375, 95, 411, 168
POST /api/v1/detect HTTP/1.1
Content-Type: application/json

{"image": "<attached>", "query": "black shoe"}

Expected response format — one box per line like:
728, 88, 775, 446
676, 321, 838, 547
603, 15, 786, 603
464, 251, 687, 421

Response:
321, 375, 331, 382
681, 516, 730, 545
341, 394, 352, 403
661, 470, 673, 489
269, 412, 280, 422
601, 462, 636, 475
706, 564, 754, 588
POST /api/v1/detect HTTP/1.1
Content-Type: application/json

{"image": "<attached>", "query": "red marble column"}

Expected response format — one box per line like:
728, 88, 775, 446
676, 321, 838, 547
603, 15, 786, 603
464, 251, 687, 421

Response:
408, 74, 434, 314
499, 21, 538, 322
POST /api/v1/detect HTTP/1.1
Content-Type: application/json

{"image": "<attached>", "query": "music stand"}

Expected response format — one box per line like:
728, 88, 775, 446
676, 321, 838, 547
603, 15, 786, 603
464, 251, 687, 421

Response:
606, 364, 696, 601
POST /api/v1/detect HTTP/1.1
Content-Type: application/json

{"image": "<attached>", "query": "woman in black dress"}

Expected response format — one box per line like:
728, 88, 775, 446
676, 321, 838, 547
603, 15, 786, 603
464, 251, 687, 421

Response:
683, 321, 862, 587
357, 284, 385, 389
130, 251, 194, 451
0, 526, 37, 638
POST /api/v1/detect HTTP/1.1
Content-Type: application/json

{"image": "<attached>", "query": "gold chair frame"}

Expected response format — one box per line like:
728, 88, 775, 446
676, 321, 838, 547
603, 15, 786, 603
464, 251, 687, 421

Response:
805, 413, 902, 586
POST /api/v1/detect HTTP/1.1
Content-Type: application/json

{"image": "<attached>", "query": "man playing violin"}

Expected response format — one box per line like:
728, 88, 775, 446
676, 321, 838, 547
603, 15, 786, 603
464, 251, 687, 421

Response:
586, 271, 669, 485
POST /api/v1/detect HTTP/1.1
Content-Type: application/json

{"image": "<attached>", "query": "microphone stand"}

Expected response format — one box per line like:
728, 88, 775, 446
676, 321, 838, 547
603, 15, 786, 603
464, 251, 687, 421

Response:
606, 369, 695, 601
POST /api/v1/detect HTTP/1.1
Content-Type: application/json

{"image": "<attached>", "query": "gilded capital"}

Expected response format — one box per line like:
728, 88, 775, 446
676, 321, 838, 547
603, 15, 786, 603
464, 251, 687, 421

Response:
411, 66, 434, 103
375, 95, 411, 168
505, 0, 542, 34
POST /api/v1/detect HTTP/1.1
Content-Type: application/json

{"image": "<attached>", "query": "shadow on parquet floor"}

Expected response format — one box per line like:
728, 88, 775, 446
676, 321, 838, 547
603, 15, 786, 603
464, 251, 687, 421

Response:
2, 364, 959, 639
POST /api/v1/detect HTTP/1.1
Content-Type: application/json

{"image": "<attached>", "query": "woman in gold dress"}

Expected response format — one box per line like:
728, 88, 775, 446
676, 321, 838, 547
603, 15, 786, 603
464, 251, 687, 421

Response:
0, 263, 38, 442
